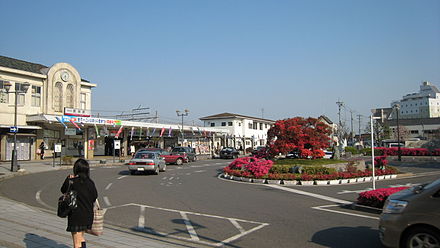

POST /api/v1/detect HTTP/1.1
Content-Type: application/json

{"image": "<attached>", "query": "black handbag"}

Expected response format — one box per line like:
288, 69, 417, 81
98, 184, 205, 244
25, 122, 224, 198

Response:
57, 179, 77, 218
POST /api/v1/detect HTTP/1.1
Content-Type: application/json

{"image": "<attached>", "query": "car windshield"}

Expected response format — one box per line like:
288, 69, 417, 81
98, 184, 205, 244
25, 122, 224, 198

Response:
172, 148, 186, 153
422, 178, 440, 190
134, 152, 155, 159
222, 148, 234, 151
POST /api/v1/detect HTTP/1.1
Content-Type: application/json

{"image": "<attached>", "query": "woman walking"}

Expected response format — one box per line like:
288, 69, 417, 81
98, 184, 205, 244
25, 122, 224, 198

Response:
60, 159, 97, 248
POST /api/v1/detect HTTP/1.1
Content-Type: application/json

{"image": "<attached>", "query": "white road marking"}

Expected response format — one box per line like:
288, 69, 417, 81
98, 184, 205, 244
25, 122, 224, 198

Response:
186, 173, 191, 175
216, 223, 269, 247
103, 196, 112, 207
389, 183, 419, 188
117, 176, 127, 180
266, 185, 351, 204
105, 183, 113, 190
338, 188, 372, 194
169, 177, 174, 180
162, 177, 167, 180
35, 190, 53, 209
194, 170, 206, 173
312, 205, 379, 220
138, 206, 146, 229
229, 219, 245, 234
181, 212, 199, 241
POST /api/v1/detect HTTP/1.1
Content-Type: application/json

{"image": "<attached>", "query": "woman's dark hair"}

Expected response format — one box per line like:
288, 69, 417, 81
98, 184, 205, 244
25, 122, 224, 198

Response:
73, 158, 90, 181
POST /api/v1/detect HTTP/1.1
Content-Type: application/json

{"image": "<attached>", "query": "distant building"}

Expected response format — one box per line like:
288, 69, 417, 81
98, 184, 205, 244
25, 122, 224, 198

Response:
200, 113, 275, 150
390, 81, 440, 119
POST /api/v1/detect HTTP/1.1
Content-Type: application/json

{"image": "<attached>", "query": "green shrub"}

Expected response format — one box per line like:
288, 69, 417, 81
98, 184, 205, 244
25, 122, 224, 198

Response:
302, 165, 337, 175
345, 146, 360, 155
269, 164, 292, 174
362, 148, 383, 156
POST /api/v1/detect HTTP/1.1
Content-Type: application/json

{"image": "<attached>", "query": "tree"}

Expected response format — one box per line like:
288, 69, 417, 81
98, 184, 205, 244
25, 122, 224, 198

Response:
267, 117, 332, 159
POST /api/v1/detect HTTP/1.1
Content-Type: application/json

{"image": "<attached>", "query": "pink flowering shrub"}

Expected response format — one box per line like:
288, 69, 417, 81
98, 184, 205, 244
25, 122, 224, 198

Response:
375, 147, 440, 156
299, 149, 313, 159
245, 159, 273, 178
357, 187, 409, 208
224, 157, 273, 178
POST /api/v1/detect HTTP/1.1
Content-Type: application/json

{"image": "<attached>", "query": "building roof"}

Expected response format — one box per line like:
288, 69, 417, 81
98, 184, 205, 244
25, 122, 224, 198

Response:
200, 112, 275, 123
318, 115, 333, 125
0, 55, 90, 83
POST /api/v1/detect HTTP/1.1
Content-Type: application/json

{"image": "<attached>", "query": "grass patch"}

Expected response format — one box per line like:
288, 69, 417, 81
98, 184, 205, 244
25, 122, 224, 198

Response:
274, 159, 346, 166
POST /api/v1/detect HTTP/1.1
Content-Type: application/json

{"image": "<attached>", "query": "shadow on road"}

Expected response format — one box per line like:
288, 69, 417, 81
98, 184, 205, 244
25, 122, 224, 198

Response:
310, 226, 381, 248
24, 233, 69, 247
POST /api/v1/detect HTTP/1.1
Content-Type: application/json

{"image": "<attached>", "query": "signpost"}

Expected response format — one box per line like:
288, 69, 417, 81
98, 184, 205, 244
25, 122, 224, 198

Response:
10, 126, 18, 133
54, 143, 62, 167
113, 140, 121, 163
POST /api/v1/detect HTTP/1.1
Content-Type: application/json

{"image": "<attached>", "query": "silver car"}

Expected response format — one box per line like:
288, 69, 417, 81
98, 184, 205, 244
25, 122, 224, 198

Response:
127, 151, 166, 175
379, 178, 440, 248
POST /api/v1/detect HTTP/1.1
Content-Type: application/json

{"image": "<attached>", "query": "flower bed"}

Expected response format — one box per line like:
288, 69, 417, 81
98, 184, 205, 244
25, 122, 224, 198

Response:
357, 187, 409, 208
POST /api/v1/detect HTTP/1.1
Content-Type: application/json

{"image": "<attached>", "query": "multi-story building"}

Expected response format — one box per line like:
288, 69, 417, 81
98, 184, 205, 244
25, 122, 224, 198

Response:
200, 113, 275, 151
391, 81, 440, 119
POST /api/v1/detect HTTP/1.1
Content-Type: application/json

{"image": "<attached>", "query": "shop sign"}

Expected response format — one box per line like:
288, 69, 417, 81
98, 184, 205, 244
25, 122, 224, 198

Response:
65, 128, 77, 136
62, 115, 122, 126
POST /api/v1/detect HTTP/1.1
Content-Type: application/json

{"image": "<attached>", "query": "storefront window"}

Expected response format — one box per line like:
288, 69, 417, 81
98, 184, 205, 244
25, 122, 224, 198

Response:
0, 80, 9, 103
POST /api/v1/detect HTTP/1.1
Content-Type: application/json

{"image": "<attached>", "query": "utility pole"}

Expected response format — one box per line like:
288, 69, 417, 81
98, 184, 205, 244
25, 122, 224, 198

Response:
350, 110, 354, 146
334, 100, 344, 159
357, 114, 362, 145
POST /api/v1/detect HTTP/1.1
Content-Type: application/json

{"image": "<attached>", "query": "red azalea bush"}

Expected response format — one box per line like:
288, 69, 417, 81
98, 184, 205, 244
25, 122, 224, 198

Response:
228, 157, 257, 170
374, 156, 388, 167
312, 149, 325, 159
357, 187, 409, 208
375, 147, 440, 156
299, 149, 313, 159
253, 147, 270, 159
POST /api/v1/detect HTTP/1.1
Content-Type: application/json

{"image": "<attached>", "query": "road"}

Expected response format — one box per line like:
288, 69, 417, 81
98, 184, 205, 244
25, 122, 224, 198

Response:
0, 159, 439, 248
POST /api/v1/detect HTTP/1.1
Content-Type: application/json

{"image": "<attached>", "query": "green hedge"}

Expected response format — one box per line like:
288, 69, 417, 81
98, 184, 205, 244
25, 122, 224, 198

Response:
302, 165, 337, 175
275, 158, 345, 166
269, 164, 292, 174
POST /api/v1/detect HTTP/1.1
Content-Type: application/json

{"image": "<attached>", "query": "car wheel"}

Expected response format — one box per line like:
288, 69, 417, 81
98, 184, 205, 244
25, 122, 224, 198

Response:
130, 170, 136, 175
403, 227, 440, 248
160, 164, 166, 172
176, 158, 183, 165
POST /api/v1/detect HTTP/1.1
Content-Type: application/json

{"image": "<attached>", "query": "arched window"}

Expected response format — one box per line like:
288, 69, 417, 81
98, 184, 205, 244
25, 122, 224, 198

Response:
66, 84, 74, 108
54, 82, 63, 112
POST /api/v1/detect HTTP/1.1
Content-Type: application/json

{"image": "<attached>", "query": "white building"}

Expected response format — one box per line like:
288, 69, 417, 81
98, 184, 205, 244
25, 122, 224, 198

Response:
200, 113, 275, 151
391, 81, 440, 119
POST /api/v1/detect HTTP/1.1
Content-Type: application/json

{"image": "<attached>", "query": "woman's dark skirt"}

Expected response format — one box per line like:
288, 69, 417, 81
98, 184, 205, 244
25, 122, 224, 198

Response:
66, 225, 92, 232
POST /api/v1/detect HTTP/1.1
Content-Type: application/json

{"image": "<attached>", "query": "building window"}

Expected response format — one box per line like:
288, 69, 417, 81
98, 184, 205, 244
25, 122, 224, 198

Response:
210, 123, 215, 127
31, 86, 41, 107
0, 80, 9, 103
238, 122, 242, 126
228, 122, 233, 126
54, 82, 63, 112
259, 123, 263, 130
410, 130, 419, 134
221, 122, 226, 126
253, 122, 258, 130
265, 124, 268, 128
248, 123, 253, 129
66, 84, 74, 108
15, 83, 27, 105
80, 93, 86, 110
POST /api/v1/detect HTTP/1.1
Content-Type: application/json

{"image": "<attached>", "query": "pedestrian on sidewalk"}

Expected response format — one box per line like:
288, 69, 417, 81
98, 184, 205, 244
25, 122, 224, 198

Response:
60, 159, 98, 248
39, 141, 45, 160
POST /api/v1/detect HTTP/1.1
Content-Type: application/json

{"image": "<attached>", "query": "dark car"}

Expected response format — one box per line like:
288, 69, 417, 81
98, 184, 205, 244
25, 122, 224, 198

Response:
220, 147, 239, 159
379, 178, 440, 248
171, 146, 197, 162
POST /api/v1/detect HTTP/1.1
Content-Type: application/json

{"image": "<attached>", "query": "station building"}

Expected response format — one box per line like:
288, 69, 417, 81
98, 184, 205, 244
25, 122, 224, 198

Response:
0, 55, 227, 161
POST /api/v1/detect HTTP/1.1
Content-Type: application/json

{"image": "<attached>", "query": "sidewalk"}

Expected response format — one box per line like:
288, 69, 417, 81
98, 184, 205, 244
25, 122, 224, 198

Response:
0, 159, 197, 248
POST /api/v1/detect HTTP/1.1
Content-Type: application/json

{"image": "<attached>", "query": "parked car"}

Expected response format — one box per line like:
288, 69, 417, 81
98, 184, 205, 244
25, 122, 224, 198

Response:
171, 147, 197, 162
127, 151, 166, 175
220, 147, 239, 159
323, 150, 333, 159
251, 146, 266, 155
379, 178, 440, 248
138, 148, 188, 165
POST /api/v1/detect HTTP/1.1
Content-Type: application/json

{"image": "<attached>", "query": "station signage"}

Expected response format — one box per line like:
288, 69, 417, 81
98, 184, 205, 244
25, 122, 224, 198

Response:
64, 108, 91, 117
61, 115, 122, 126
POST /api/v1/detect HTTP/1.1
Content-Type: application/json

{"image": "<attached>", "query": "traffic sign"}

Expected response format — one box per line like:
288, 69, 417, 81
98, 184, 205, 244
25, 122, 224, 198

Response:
10, 126, 18, 133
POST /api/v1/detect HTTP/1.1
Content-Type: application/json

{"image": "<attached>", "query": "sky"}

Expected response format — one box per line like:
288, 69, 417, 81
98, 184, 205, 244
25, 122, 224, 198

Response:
1, 0, 439, 130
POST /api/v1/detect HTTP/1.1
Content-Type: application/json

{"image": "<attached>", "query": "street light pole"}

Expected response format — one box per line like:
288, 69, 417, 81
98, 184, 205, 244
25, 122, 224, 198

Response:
4, 81, 30, 172
176, 109, 189, 145
394, 104, 402, 161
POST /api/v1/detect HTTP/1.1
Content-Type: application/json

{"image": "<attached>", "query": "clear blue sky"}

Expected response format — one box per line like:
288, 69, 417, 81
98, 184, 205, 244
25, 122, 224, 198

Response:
2, 0, 439, 130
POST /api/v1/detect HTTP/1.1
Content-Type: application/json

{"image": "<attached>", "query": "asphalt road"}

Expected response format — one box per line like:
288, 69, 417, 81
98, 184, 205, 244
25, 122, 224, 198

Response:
1, 159, 439, 248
